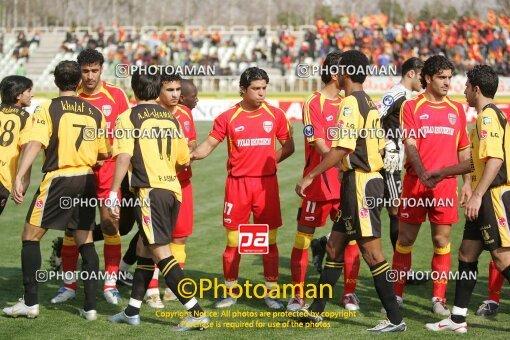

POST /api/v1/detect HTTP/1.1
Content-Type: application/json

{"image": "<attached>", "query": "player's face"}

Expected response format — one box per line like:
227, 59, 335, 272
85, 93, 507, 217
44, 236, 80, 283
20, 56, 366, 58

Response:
81, 62, 102, 91
242, 80, 267, 106
411, 69, 422, 92
427, 69, 452, 97
160, 81, 181, 108
464, 80, 476, 107
17, 87, 32, 107
181, 86, 198, 109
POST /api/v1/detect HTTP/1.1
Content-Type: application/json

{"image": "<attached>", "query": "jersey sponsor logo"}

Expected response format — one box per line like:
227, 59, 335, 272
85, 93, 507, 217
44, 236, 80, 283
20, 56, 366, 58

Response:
326, 115, 334, 122
359, 208, 369, 218
480, 130, 488, 140
303, 124, 314, 137
482, 117, 492, 125
263, 121, 273, 133
419, 114, 429, 120
419, 126, 454, 136
304, 216, 315, 221
183, 121, 191, 132
238, 224, 269, 254
102, 104, 112, 116
237, 138, 271, 147
343, 107, 352, 117
224, 218, 232, 224
448, 113, 457, 125
498, 217, 506, 227
35, 199, 44, 209
382, 95, 394, 106
234, 126, 245, 132
401, 212, 409, 218
337, 120, 344, 128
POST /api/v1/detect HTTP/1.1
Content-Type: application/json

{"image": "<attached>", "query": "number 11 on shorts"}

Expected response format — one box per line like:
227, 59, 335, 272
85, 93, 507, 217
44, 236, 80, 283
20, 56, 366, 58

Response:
238, 224, 269, 254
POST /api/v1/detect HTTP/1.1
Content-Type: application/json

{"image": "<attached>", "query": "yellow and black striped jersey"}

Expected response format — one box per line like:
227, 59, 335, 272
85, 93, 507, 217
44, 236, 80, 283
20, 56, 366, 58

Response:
470, 103, 510, 189
112, 104, 190, 201
30, 96, 110, 172
0, 104, 32, 191
332, 91, 384, 172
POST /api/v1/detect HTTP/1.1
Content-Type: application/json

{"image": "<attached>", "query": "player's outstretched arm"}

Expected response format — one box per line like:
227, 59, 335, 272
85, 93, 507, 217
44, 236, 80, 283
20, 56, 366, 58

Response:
458, 147, 472, 205
295, 146, 348, 197
465, 157, 503, 221
13, 141, 43, 204
404, 138, 435, 188
191, 136, 220, 161
108, 153, 131, 220
276, 138, 295, 163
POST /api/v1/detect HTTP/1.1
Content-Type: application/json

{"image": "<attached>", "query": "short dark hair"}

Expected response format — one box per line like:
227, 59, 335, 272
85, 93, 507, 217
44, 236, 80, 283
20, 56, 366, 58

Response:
161, 73, 182, 84
339, 50, 370, 84
321, 50, 342, 84
0, 75, 33, 105
180, 79, 197, 96
131, 71, 161, 101
466, 65, 499, 99
420, 55, 455, 89
54, 61, 81, 91
401, 57, 424, 77
239, 67, 269, 95
77, 48, 104, 66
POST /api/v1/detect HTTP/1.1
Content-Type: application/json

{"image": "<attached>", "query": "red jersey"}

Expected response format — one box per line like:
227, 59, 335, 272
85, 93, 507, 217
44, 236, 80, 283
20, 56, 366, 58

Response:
210, 102, 291, 177
401, 94, 469, 176
78, 81, 130, 144
174, 104, 197, 182
302, 91, 342, 201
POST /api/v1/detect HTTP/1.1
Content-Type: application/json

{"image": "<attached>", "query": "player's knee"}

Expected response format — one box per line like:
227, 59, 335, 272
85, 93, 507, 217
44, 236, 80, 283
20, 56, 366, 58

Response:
226, 229, 239, 247
325, 240, 343, 261
101, 220, 118, 236
21, 223, 45, 241
293, 232, 313, 250
458, 245, 477, 263
491, 252, 510, 272
360, 248, 385, 267
432, 235, 450, 249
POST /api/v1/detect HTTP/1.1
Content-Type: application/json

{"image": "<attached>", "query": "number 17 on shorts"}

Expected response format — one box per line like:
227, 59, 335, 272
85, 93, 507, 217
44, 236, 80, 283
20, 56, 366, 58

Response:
238, 224, 269, 254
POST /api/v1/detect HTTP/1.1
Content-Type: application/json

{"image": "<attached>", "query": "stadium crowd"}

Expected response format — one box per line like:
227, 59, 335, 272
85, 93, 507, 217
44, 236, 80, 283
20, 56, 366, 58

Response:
60, 12, 510, 76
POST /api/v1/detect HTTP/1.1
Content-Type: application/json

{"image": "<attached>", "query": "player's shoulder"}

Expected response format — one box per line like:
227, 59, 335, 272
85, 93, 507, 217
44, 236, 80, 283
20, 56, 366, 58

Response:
103, 81, 128, 96
262, 101, 286, 117
217, 102, 242, 120
401, 93, 425, 111
0, 104, 30, 120
444, 96, 464, 112
304, 91, 321, 107
176, 104, 193, 117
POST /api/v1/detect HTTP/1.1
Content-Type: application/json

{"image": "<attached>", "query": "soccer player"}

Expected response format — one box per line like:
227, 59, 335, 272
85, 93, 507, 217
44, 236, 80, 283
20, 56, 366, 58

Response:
426, 65, 510, 333
288, 51, 361, 312
180, 79, 199, 110
192, 67, 294, 309
51, 48, 132, 305
296, 50, 406, 332
0, 75, 33, 215
2, 61, 110, 320
107, 71, 209, 331
392, 55, 471, 315
144, 74, 198, 308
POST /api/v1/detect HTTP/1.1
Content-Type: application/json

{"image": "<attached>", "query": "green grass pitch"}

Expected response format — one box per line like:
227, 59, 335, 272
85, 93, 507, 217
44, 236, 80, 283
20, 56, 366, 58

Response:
0, 122, 509, 339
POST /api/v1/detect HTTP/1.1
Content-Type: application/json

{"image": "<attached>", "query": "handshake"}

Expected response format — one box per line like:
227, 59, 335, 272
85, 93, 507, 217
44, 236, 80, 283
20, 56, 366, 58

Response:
418, 169, 445, 189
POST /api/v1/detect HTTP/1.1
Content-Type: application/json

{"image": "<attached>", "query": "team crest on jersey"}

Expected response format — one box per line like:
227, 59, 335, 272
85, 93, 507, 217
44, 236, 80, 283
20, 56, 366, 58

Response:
343, 107, 352, 117
326, 115, 334, 122
480, 130, 488, 140
498, 217, 506, 227
482, 117, 492, 125
448, 113, 457, 125
359, 208, 369, 218
102, 105, 112, 116
382, 95, 394, 106
263, 121, 273, 133
183, 121, 191, 132
35, 199, 44, 209
143, 216, 151, 225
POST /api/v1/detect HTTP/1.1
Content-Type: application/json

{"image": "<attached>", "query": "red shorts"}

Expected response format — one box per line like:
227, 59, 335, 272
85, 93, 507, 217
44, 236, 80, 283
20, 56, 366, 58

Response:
297, 199, 340, 227
399, 175, 458, 225
223, 175, 282, 230
93, 159, 119, 200
173, 179, 193, 238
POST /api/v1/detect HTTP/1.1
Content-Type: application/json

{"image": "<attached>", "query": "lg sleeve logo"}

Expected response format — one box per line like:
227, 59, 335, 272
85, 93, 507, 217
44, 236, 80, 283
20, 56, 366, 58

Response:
238, 224, 269, 254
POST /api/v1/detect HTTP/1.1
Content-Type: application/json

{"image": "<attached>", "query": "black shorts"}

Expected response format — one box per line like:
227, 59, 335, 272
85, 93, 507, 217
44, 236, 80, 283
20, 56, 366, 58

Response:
26, 168, 96, 231
380, 169, 402, 204
463, 185, 510, 251
332, 170, 384, 240
0, 181, 10, 216
134, 188, 180, 246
